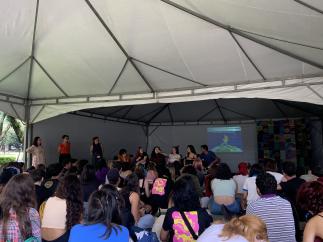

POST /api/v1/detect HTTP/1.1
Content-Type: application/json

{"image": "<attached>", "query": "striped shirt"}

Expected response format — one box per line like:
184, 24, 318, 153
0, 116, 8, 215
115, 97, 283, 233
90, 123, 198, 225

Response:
246, 195, 296, 242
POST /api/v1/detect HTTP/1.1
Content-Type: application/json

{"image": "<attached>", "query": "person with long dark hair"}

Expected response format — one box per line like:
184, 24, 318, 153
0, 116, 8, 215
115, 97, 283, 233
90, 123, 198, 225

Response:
150, 146, 166, 167
208, 163, 240, 215
160, 175, 212, 242
120, 173, 155, 230
69, 186, 129, 242
26, 136, 45, 167
0, 173, 41, 242
81, 164, 100, 202
185, 145, 197, 165
90, 137, 103, 165
41, 174, 83, 242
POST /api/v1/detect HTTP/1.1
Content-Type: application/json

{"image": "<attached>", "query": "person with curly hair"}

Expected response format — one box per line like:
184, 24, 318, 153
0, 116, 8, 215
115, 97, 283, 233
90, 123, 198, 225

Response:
297, 181, 323, 242
197, 215, 269, 242
41, 174, 83, 242
69, 185, 129, 242
0, 173, 41, 242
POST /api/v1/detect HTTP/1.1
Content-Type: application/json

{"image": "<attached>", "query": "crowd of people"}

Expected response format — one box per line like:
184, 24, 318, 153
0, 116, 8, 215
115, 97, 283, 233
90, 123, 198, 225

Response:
0, 137, 322, 242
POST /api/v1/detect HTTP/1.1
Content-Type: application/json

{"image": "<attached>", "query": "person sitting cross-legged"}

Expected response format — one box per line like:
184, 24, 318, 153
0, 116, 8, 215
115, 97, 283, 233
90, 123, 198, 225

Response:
246, 173, 296, 242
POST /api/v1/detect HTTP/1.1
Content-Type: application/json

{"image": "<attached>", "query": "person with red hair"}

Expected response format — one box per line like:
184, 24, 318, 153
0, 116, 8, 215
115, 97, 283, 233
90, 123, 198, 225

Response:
233, 162, 249, 195
297, 181, 323, 242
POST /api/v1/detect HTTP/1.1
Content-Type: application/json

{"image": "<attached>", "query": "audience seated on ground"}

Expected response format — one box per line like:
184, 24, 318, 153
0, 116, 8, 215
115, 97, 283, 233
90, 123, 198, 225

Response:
0, 173, 41, 242
69, 186, 129, 242
246, 173, 296, 242
297, 180, 323, 242
160, 175, 213, 242
243, 164, 264, 207
120, 173, 155, 230
279, 161, 305, 207
41, 174, 83, 242
30, 168, 46, 209
197, 215, 269, 242
80, 164, 100, 203
1, 142, 323, 242
264, 159, 284, 184
209, 163, 241, 216
233, 162, 249, 197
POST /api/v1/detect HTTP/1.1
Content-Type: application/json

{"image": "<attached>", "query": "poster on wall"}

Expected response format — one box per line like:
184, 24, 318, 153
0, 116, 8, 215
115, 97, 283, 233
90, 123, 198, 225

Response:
257, 119, 310, 166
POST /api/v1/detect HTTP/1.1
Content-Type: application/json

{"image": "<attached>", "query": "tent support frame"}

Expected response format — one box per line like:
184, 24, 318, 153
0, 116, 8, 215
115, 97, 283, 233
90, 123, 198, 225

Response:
160, 0, 323, 69
84, 0, 155, 93
27, 0, 40, 100
131, 57, 207, 87
229, 32, 265, 80
294, 0, 323, 14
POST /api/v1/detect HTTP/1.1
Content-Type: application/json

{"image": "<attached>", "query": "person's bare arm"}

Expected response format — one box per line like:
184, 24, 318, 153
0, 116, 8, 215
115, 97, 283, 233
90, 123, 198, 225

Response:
129, 192, 141, 224
57, 145, 61, 154
303, 218, 316, 242
144, 179, 151, 197
160, 229, 169, 242
242, 191, 248, 209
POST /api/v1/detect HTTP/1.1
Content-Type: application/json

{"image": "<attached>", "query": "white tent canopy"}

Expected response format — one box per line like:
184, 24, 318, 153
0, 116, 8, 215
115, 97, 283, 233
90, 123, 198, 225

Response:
1, 0, 323, 124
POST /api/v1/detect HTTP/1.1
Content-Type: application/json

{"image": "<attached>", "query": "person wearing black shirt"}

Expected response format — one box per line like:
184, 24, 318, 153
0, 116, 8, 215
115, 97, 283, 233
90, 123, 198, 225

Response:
160, 175, 212, 242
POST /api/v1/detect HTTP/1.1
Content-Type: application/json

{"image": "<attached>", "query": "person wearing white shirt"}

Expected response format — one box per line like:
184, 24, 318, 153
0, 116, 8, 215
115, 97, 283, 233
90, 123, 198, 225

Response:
168, 146, 181, 164
243, 164, 264, 207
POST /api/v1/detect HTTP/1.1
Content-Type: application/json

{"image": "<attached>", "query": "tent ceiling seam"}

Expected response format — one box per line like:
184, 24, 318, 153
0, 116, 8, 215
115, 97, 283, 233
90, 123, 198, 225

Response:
121, 106, 133, 119
215, 100, 227, 123
307, 85, 323, 101
272, 100, 288, 119
167, 104, 174, 123
106, 106, 129, 116
135, 105, 165, 122
197, 106, 218, 121
229, 32, 265, 80
10, 103, 22, 121
131, 57, 207, 87
0, 57, 31, 84
84, 0, 155, 93
146, 104, 169, 125
31, 105, 46, 123
108, 59, 128, 95
160, 0, 323, 69
33, 58, 69, 97
27, 0, 40, 101
239, 28, 323, 51
219, 105, 256, 120
294, 0, 323, 15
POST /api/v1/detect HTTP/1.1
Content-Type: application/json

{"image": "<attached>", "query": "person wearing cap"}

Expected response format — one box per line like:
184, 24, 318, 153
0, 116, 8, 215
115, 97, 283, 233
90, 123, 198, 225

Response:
233, 162, 249, 196
106, 168, 121, 190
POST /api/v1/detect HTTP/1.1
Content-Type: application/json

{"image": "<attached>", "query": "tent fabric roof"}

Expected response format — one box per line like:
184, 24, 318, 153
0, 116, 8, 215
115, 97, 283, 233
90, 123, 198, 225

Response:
0, 0, 323, 123
76, 98, 323, 126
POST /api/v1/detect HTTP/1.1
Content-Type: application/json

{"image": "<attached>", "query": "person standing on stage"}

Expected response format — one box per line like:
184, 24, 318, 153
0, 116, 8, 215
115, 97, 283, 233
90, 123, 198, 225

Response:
90, 136, 103, 165
26, 136, 46, 167
58, 135, 71, 164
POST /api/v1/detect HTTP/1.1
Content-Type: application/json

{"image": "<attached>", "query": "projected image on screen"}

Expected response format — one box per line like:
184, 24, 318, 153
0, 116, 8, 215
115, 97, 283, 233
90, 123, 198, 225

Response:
208, 126, 243, 153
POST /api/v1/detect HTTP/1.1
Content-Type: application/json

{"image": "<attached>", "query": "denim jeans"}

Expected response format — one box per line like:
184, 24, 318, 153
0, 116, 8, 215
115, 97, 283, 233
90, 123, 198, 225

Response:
208, 197, 241, 215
